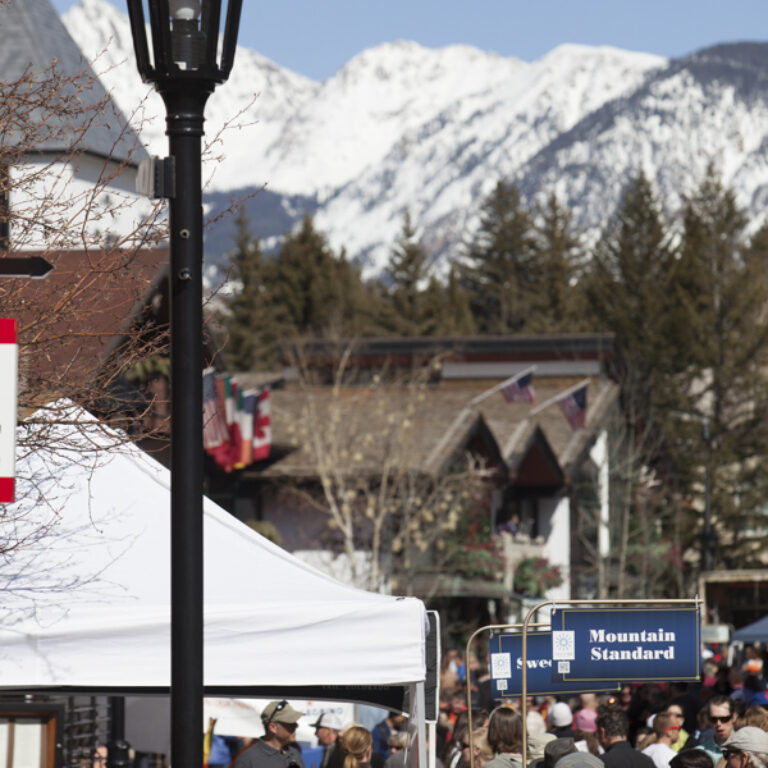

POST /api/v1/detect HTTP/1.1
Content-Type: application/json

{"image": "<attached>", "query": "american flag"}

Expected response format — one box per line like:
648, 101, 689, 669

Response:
500, 371, 536, 404
558, 384, 588, 430
202, 368, 229, 451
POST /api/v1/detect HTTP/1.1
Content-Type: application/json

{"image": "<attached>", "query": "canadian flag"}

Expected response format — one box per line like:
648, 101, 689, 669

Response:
0, 318, 17, 503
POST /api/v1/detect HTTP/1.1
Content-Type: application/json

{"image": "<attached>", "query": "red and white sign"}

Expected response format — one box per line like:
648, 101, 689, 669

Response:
0, 318, 17, 503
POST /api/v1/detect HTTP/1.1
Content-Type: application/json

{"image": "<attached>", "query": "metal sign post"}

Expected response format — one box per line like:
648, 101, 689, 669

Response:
520, 597, 701, 767
464, 622, 548, 768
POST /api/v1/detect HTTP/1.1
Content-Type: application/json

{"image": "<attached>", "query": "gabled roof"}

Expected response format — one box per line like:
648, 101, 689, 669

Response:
264, 334, 620, 487
257, 387, 506, 479
507, 425, 563, 489
0, 0, 145, 165
253, 376, 618, 487
473, 376, 619, 477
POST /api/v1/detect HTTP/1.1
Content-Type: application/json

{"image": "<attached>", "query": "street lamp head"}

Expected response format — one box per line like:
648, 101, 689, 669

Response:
169, 0, 204, 71
126, 0, 242, 91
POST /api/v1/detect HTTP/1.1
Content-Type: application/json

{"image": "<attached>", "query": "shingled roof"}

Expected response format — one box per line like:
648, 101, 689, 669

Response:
257, 375, 618, 484
260, 386, 505, 479
273, 334, 620, 483
0, 0, 145, 165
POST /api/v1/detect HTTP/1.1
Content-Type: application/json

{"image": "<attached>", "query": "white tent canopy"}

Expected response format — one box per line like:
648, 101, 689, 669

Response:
0, 405, 427, 703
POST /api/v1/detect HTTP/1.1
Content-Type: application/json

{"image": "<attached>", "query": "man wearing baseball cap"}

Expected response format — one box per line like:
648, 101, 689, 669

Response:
233, 700, 306, 768
313, 713, 344, 768
722, 726, 768, 768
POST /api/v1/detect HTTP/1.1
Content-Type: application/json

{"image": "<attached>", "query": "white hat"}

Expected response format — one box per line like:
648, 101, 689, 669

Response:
313, 713, 343, 731
548, 702, 573, 728
727, 726, 768, 753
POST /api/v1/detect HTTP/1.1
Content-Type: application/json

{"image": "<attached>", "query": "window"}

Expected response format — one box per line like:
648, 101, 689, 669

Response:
0, 704, 61, 768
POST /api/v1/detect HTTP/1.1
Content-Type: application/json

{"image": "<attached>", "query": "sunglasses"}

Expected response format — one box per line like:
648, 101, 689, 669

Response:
665, 726, 682, 732
724, 749, 743, 758
710, 715, 733, 724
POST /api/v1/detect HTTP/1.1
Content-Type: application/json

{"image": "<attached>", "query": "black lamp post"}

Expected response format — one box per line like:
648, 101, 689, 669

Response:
125, 2, 242, 766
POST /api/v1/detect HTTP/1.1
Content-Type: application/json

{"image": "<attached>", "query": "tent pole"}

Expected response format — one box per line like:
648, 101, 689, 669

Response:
107, 696, 130, 768
415, 682, 427, 768
427, 720, 436, 768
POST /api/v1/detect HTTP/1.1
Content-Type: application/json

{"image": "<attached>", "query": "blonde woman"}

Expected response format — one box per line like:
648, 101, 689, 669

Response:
342, 726, 374, 768
461, 727, 493, 768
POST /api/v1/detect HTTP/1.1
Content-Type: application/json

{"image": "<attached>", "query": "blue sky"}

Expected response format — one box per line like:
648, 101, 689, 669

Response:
53, 0, 768, 82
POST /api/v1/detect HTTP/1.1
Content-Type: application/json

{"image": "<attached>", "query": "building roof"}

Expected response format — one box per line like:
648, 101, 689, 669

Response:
0, 0, 145, 165
256, 375, 618, 485
275, 334, 620, 479
259, 386, 504, 479
5, 248, 168, 409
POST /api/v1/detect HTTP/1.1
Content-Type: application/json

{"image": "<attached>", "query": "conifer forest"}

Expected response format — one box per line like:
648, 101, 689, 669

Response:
221, 166, 768, 576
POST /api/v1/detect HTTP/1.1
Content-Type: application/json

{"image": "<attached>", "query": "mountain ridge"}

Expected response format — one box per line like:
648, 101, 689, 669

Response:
62, 0, 768, 278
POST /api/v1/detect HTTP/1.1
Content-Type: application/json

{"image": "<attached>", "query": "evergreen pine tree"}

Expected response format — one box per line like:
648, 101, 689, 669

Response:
419, 267, 476, 336
223, 208, 278, 370
270, 215, 344, 336
672, 167, 768, 567
461, 180, 536, 333
529, 193, 585, 332
334, 249, 387, 337
385, 211, 430, 335
583, 172, 678, 420
270, 215, 374, 339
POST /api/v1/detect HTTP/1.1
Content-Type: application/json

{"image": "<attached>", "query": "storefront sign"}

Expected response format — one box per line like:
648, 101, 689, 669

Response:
0, 318, 17, 503
550, 607, 700, 682
490, 631, 619, 697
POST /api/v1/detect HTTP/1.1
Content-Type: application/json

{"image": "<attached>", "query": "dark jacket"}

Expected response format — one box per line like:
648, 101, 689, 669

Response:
599, 740, 655, 768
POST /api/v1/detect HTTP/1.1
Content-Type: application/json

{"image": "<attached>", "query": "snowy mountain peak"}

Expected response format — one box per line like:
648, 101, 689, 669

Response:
61, 1, 768, 279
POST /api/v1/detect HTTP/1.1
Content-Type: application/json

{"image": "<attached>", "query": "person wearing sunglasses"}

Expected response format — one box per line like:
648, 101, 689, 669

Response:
695, 696, 737, 768
721, 725, 768, 768
233, 700, 306, 768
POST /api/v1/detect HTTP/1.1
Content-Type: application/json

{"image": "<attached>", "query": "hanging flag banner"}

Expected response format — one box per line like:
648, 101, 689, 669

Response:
0, 318, 18, 503
550, 606, 701, 683
500, 371, 536, 404
558, 383, 587, 430
203, 371, 272, 472
490, 631, 619, 697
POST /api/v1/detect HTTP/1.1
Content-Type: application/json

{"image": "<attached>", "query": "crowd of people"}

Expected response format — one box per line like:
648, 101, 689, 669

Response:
212, 642, 768, 768
436, 644, 768, 768
215, 700, 411, 768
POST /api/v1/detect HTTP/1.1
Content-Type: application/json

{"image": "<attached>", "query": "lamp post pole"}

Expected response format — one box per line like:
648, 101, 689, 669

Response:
126, 3, 242, 765
165, 84, 208, 768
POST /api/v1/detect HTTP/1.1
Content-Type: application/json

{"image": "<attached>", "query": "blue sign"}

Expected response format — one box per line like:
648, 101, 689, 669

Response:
550, 607, 701, 683
489, 631, 619, 697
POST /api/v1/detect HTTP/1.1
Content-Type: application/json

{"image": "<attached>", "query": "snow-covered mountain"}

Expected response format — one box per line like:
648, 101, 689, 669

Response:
62, 0, 768, 277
